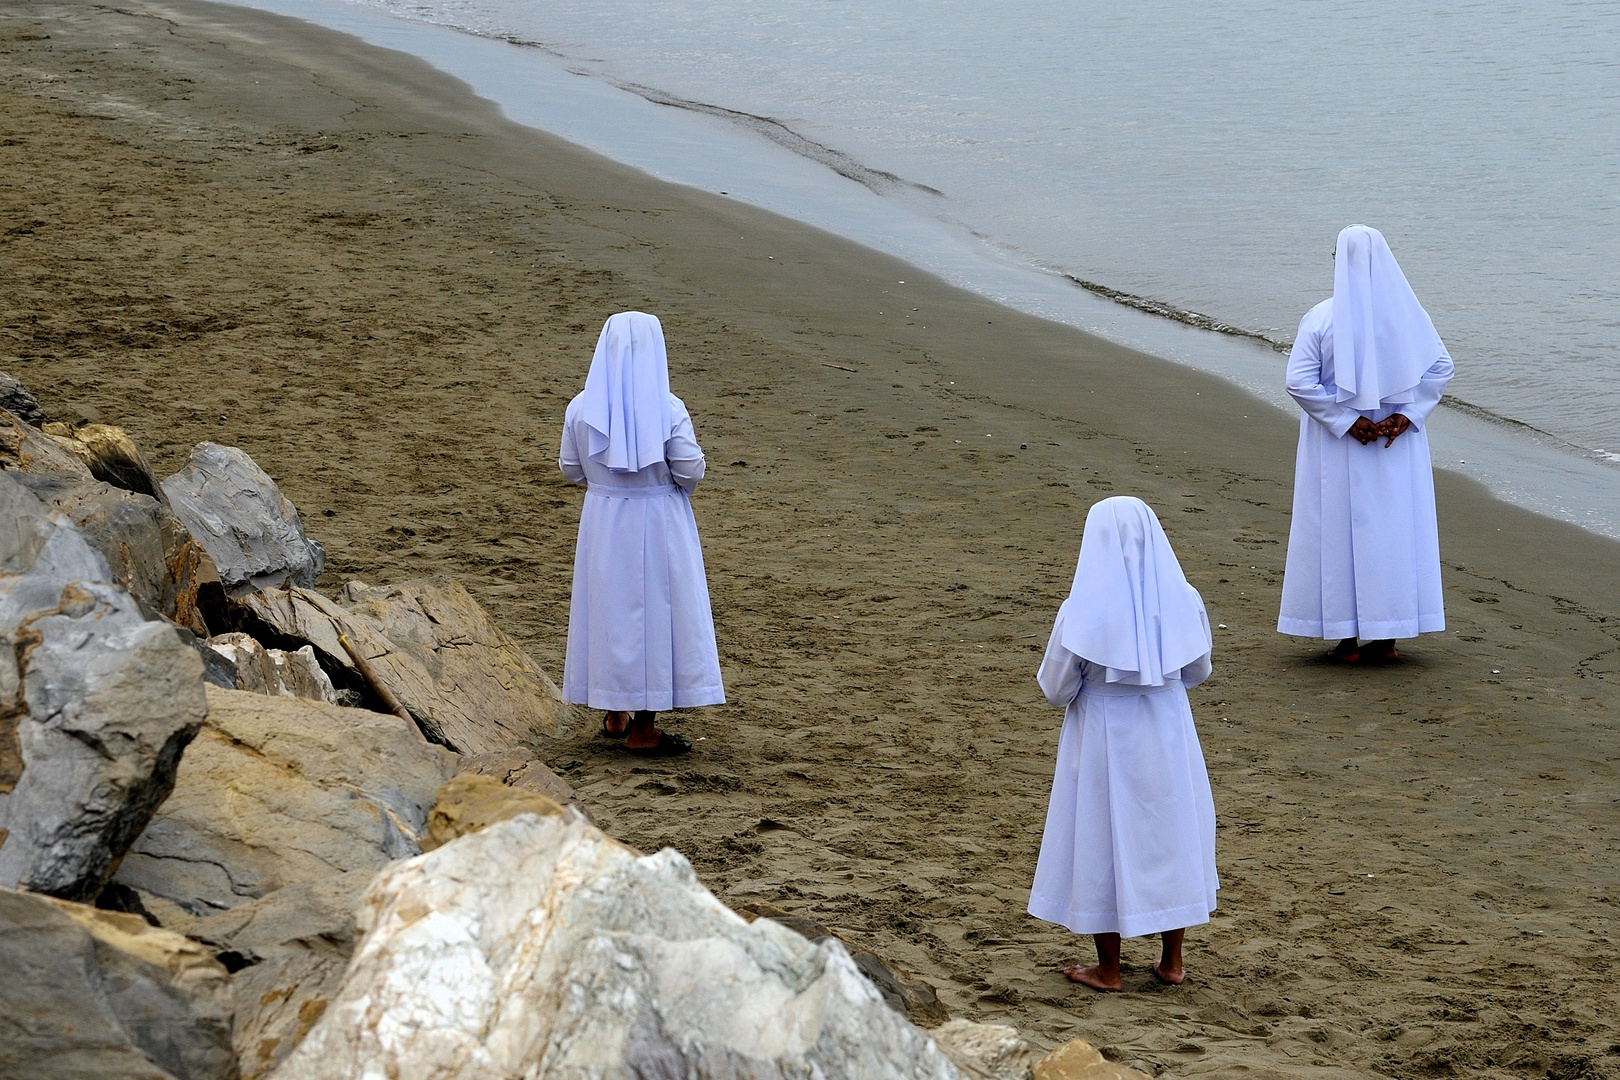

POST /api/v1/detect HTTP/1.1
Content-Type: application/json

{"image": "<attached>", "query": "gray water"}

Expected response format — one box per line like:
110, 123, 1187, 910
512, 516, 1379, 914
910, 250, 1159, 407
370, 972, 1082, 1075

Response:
225, 0, 1620, 537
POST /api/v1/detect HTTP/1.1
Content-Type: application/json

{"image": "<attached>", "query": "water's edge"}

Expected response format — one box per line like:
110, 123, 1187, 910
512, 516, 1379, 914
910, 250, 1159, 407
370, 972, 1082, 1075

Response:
217, 0, 1620, 541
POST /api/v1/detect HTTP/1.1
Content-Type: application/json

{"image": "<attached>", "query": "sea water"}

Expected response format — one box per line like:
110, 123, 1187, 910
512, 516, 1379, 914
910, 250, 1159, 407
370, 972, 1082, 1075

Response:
223, 0, 1620, 538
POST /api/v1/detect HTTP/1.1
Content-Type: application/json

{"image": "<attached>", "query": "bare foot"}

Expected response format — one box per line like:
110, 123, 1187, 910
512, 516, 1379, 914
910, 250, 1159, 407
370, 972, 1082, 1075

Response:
1152, 959, 1186, 985
1062, 964, 1123, 992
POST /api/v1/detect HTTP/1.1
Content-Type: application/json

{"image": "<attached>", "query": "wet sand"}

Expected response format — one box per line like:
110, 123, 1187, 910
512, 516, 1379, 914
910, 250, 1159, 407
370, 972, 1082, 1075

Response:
4, 2, 1619, 1075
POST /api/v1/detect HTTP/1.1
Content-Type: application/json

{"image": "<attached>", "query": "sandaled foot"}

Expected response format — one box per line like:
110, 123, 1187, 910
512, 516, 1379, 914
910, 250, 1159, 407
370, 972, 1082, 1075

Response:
1062, 964, 1122, 992
627, 730, 693, 757
1152, 960, 1186, 985
1326, 638, 1361, 664
598, 712, 629, 739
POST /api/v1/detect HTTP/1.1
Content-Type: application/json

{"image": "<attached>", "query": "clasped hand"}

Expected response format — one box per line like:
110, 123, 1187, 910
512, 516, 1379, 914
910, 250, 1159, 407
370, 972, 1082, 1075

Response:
1349, 413, 1410, 447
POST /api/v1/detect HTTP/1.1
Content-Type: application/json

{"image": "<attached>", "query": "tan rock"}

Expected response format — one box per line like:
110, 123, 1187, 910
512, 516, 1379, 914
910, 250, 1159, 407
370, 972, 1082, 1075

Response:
113, 686, 457, 915
42, 421, 162, 499
421, 772, 565, 851
1033, 1037, 1151, 1080
0, 408, 92, 481
457, 746, 580, 808
238, 577, 562, 754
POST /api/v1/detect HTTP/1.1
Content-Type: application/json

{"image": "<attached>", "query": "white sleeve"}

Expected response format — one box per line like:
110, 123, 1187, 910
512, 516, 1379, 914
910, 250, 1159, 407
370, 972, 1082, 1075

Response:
1286, 315, 1361, 439
558, 414, 585, 485
1394, 344, 1454, 431
1036, 611, 1085, 708
666, 399, 706, 492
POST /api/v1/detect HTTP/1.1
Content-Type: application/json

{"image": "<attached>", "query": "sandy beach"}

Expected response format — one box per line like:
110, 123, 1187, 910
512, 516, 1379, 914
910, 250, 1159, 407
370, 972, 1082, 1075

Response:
4, 2, 1619, 1075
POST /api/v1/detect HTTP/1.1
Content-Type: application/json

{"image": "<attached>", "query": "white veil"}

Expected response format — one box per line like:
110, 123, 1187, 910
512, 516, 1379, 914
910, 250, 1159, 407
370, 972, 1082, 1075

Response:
578, 311, 675, 473
1056, 497, 1211, 686
1331, 225, 1445, 412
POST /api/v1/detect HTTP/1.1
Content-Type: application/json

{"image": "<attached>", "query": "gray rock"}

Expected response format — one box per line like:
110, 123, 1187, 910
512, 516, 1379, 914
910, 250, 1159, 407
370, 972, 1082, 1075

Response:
457, 747, 581, 810
0, 473, 208, 903
160, 442, 326, 596
931, 1021, 1040, 1080
205, 633, 339, 704
0, 886, 236, 1080
0, 371, 45, 426
113, 686, 457, 916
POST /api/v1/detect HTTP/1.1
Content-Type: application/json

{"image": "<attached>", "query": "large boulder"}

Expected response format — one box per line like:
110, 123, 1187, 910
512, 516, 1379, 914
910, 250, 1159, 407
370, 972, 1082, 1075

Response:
0, 370, 46, 426
0, 886, 235, 1080
161, 442, 326, 596
271, 808, 962, 1080
114, 686, 457, 916
0, 473, 208, 902
236, 577, 562, 753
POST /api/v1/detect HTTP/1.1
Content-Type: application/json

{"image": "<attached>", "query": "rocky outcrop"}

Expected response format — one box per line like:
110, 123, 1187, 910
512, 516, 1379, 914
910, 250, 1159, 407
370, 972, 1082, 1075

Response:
1, 407, 93, 481
43, 421, 162, 499
272, 810, 962, 1080
205, 633, 338, 704
177, 872, 372, 1080
161, 442, 326, 596
0, 472, 209, 902
236, 577, 562, 754
421, 771, 569, 852
0, 371, 45, 426
114, 686, 457, 916
0, 885, 235, 1080
1032, 1038, 1151, 1080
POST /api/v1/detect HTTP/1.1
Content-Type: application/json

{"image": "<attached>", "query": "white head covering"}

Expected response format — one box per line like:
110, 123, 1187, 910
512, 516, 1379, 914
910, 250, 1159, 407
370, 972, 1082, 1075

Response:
578, 311, 675, 473
1057, 497, 1211, 686
1331, 225, 1445, 412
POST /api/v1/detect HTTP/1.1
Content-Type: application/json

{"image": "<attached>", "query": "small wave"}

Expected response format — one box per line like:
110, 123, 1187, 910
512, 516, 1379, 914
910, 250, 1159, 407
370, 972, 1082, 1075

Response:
1062, 275, 1292, 353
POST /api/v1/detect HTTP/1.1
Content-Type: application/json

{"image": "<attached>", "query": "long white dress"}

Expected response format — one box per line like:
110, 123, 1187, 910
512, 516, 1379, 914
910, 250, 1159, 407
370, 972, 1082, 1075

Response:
559, 392, 725, 712
1028, 611, 1219, 939
1278, 298, 1454, 641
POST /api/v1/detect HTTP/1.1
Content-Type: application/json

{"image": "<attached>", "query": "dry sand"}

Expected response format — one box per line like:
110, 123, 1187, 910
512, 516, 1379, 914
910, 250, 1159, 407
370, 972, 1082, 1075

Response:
3, 2, 1619, 1076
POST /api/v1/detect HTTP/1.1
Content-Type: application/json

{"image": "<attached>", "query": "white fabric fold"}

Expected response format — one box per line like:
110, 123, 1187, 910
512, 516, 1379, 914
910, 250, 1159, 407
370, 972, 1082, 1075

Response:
1055, 497, 1211, 687
1331, 225, 1445, 412
578, 311, 675, 473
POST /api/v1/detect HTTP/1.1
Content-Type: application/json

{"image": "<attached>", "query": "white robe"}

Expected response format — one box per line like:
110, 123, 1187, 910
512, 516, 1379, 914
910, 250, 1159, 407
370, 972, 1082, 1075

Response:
1028, 615, 1219, 939
560, 392, 724, 712
1278, 298, 1453, 641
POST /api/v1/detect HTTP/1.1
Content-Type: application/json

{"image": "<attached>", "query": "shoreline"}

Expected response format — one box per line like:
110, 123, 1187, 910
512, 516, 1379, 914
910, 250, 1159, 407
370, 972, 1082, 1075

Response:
4, 0, 1618, 1075
191, 0, 1620, 540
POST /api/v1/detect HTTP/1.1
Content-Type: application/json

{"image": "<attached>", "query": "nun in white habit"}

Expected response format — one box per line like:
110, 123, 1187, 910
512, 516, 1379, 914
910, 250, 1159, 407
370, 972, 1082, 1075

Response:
1278, 226, 1454, 663
559, 311, 724, 756
1029, 496, 1218, 992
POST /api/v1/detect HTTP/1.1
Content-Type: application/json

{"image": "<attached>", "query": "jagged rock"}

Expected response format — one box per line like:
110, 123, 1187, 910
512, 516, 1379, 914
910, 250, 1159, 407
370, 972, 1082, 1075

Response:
272, 810, 962, 1080
0, 886, 235, 1080
161, 442, 326, 596
114, 686, 457, 916
0, 371, 45, 426
933, 1020, 1039, 1080
0, 473, 208, 902
178, 873, 372, 1080
8, 472, 219, 632
236, 577, 562, 754
1032, 1038, 1151, 1080
42, 421, 162, 499
205, 633, 338, 704
457, 747, 580, 809
1, 407, 93, 481
734, 899, 951, 1027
